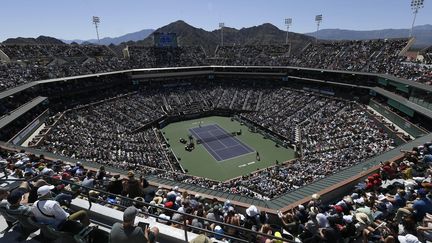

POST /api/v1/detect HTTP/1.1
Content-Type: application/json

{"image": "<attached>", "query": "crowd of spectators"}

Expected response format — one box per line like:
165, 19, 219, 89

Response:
0, 44, 207, 92
212, 39, 431, 85
38, 95, 169, 171
0, 149, 159, 242
128, 46, 207, 68
35, 84, 394, 201
1, 38, 432, 92
218, 91, 393, 199
213, 45, 291, 66
0, 43, 128, 91
2, 33, 432, 243
2, 139, 432, 242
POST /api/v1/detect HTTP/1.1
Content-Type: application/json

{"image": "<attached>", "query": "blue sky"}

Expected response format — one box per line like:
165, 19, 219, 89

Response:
0, 0, 431, 41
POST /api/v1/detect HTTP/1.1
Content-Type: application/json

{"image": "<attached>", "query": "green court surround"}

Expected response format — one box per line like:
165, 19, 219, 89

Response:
161, 116, 296, 181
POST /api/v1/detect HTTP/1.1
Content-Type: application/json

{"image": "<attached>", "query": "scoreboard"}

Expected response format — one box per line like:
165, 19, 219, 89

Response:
153, 32, 178, 48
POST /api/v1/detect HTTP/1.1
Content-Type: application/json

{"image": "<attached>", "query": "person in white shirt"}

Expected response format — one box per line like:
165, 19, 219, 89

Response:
31, 185, 90, 233
41, 164, 55, 176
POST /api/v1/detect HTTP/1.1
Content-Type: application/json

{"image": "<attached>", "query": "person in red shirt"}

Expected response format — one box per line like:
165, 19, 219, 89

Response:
380, 161, 396, 180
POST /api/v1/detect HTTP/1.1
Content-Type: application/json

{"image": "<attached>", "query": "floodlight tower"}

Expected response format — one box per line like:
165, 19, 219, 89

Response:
92, 16, 101, 44
219, 22, 225, 46
315, 14, 323, 43
285, 18, 292, 45
409, 0, 424, 37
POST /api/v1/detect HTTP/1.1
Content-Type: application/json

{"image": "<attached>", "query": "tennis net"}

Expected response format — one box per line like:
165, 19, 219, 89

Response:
193, 132, 236, 144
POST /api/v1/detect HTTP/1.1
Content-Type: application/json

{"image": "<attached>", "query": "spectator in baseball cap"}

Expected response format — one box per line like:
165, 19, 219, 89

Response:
109, 206, 159, 243
31, 185, 90, 233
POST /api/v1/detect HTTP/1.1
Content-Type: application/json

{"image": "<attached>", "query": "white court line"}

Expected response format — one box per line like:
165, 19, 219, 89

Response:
213, 144, 244, 152
194, 126, 222, 133
208, 130, 227, 149
189, 128, 223, 161
190, 124, 255, 162
213, 124, 254, 153
205, 125, 240, 149
217, 151, 256, 162
238, 161, 256, 168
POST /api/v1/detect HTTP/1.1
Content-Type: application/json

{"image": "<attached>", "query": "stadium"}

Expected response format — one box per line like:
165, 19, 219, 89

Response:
1, 1, 432, 243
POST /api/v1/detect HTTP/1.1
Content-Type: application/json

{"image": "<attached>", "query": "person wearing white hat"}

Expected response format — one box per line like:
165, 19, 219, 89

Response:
31, 185, 90, 232
316, 213, 329, 228
246, 205, 259, 218
397, 234, 420, 243
244, 205, 261, 230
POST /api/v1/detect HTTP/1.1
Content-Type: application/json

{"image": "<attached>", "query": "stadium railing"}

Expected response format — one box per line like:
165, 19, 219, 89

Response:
369, 99, 428, 138
0, 173, 296, 243
64, 178, 296, 243
0, 165, 8, 180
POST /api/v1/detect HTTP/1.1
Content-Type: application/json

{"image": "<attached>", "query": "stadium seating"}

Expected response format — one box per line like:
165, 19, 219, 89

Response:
29, 84, 395, 200
1, 38, 432, 92
2, 136, 432, 242
1, 37, 432, 243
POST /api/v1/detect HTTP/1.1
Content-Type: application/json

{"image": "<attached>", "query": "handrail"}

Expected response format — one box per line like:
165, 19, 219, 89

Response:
7, 108, 49, 145
0, 165, 8, 179
0, 173, 42, 194
0, 97, 44, 120
43, 176, 295, 243
370, 99, 428, 135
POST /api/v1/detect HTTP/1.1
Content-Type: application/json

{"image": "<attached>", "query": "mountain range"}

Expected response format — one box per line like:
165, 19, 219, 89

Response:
306, 24, 432, 49
3, 21, 431, 51
2, 36, 65, 45
134, 20, 313, 55
62, 29, 154, 45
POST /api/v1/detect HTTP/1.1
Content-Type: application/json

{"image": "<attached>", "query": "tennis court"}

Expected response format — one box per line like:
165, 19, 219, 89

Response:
161, 116, 296, 181
189, 124, 254, 161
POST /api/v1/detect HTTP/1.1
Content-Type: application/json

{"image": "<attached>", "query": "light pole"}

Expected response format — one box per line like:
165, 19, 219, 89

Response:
219, 22, 225, 46
409, 0, 424, 38
285, 18, 292, 45
315, 14, 323, 43
92, 16, 101, 44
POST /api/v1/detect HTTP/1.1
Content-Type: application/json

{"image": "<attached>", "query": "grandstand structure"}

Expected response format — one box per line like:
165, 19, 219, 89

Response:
1, 38, 432, 242
1, 65, 432, 194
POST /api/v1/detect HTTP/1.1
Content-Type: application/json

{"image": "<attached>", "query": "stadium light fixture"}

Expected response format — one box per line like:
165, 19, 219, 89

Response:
285, 18, 292, 45
92, 16, 101, 44
315, 14, 323, 43
409, 0, 424, 38
219, 22, 225, 46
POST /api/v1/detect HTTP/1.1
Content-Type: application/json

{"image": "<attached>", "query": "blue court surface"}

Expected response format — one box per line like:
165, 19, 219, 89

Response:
189, 124, 255, 161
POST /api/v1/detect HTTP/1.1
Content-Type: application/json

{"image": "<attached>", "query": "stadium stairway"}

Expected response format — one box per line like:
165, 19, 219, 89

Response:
294, 126, 301, 144
255, 92, 263, 111
242, 90, 251, 110
298, 42, 311, 55
399, 37, 416, 56
229, 91, 238, 110
0, 48, 10, 62
105, 45, 121, 58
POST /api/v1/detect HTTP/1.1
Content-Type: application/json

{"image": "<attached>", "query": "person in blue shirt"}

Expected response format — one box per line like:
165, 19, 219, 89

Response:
394, 188, 432, 223
386, 189, 406, 209
412, 188, 432, 222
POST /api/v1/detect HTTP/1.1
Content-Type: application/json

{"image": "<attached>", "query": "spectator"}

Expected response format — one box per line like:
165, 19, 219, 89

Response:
0, 188, 16, 230
109, 206, 158, 243
31, 185, 90, 233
